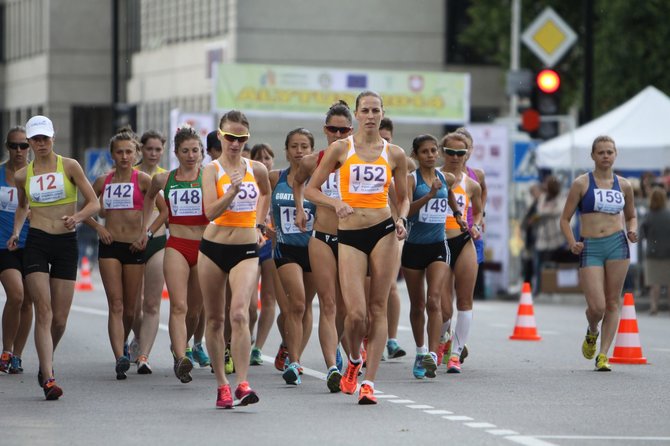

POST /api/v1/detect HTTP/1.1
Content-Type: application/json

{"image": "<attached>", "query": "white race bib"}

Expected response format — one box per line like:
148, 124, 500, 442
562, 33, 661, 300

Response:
103, 182, 134, 209
321, 172, 340, 199
168, 188, 203, 216
593, 188, 624, 214
348, 164, 387, 194
279, 205, 314, 234
419, 198, 449, 224
0, 186, 18, 212
447, 192, 466, 216
29, 172, 66, 203
225, 181, 259, 212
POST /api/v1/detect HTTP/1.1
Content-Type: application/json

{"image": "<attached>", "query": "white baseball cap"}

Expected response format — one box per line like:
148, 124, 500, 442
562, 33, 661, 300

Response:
26, 115, 55, 138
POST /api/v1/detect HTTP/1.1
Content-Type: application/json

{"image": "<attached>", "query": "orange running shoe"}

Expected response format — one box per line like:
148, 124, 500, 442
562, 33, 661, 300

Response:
216, 384, 233, 409
358, 383, 377, 405
340, 360, 362, 394
43, 378, 63, 401
274, 344, 289, 372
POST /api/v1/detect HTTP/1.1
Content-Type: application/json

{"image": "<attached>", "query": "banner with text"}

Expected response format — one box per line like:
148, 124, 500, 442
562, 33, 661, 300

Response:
213, 63, 470, 124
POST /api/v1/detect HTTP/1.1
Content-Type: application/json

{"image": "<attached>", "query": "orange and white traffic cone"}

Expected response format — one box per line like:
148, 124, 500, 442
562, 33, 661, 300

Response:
161, 282, 169, 300
75, 256, 94, 291
609, 293, 647, 364
509, 282, 541, 341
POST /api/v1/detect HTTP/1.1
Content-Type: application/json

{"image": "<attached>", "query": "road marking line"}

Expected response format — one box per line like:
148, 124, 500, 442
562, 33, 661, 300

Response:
442, 415, 474, 421
388, 399, 415, 404
424, 409, 453, 415
406, 404, 433, 409
506, 436, 558, 446
465, 422, 497, 428
651, 348, 670, 352
488, 430, 519, 436
375, 395, 399, 399
534, 435, 670, 441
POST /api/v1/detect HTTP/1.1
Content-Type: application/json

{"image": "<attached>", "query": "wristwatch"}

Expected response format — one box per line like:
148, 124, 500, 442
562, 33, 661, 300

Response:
256, 223, 267, 235
146, 230, 154, 240
453, 210, 463, 218
397, 217, 408, 227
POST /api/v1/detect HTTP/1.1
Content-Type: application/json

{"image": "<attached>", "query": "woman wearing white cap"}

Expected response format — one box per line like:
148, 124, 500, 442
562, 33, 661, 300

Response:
7, 115, 99, 400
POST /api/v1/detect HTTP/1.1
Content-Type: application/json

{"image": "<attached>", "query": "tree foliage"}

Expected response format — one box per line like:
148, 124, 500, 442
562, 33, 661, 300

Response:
458, 0, 670, 118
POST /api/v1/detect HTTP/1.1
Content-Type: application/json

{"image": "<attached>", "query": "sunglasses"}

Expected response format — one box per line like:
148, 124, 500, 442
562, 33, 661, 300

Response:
325, 125, 352, 134
7, 142, 30, 150
218, 130, 250, 143
443, 148, 468, 157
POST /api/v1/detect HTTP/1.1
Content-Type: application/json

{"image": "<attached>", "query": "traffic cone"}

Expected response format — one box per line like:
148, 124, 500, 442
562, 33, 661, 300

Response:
509, 282, 541, 341
75, 256, 94, 291
161, 283, 169, 300
609, 293, 647, 364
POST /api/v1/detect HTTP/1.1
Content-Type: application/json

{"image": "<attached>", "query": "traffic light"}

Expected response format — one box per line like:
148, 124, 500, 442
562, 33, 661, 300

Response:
532, 69, 561, 140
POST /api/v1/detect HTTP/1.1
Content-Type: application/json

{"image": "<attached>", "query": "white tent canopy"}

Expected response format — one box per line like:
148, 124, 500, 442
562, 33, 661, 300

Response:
536, 86, 670, 170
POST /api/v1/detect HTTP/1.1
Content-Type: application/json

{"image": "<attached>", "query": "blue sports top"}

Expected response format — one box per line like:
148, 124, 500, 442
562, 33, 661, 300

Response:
0, 166, 29, 247
407, 169, 449, 244
578, 172, 625, 215
271, 168, 316, 247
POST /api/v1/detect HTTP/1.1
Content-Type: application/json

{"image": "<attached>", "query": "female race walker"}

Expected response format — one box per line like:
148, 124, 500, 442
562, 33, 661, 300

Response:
198, 110, 270, 408
142, 126, 209, 381
305, 91, 409, 405
86, 128, 150, 380
269, 128, 317, 386
8, 115, 99, 399
560, 136, 637, 372
402, 135, 464, 379
294, 100, 353, 391
128, 131, 168, 365
0, 127, 33, 374
440, 132, 482, 374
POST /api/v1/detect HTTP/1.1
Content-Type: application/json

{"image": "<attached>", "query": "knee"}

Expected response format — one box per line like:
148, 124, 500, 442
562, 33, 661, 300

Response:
170, 301, 187, 317
605, 299, 620, 313
347, 309, 367, 327
51, 319, 67, 335
409, 300, 425, 315
319, 296, 336, 317
587, 303, 606, 319
207, 316, 225, 333
109, 300, 124, 315
425, 294, 441, 313
230, 308, 249, 327
288, 298, 306, 317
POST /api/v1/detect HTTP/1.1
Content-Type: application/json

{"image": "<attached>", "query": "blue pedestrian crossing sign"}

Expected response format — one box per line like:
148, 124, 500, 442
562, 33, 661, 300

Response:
85, 149, 113, 182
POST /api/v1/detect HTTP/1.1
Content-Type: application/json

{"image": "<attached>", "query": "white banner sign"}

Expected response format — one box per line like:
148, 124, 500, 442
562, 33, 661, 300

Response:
465, 124, 510, 294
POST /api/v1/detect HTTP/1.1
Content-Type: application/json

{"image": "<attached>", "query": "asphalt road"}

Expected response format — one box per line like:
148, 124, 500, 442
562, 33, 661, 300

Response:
1, 273, 669, 446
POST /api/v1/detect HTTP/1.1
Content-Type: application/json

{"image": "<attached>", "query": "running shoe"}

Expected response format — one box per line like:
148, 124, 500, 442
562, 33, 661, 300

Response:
340, 360, 362, 394
9, 355, 23, 374
422, 352, 438, 379
582, 329, 599, 360
386, 340, 406, 359
0, 352, 11, 373
326, 367, 342, 393
234, 381, 259, 406
43, 378, 63, 401
116, 355, 131, 380
123, 342, 129, 359
595, 353, 611, 372
282, 362, 301, 385
437, 337, 448, 366
224, 346, 235, 375
136, 355, 152, 375
460, 345, 469, 364
412, 354, 426, 379
192, 342, 211, 367
250, 347, 263, 366
185, 346, 195, 365
335, 347, 344, 373
443, 338, 452, 365
446, 355, 461, 374
128, 337, 140, 363
358, 383, 377, 405
174, 356, 193, 383
216, 384, 233, 409
274, 344, 289, 372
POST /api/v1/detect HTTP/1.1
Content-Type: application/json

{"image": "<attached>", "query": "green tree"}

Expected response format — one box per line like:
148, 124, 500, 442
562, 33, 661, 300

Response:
458, 0, 670, 118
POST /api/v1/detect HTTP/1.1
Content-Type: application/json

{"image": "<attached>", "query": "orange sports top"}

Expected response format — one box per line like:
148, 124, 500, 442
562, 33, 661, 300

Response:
445, 173, 469, 230
211, 158, 258, 228
337, 136, 391, 209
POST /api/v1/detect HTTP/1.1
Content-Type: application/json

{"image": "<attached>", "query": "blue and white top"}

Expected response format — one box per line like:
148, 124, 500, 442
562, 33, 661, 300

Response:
407, 169, 449, 244
271, 168, 316, 247
0, 166, 29, 248
578, 172, 625, 215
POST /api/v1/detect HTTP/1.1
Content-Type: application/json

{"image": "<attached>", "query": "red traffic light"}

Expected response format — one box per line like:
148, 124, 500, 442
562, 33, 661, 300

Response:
521, 109, 541, 132
536, 69, 560, 94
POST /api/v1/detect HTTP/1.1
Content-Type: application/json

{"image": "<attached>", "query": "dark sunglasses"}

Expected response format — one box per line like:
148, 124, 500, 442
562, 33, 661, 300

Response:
7, 142, 30, 150
325, 125, 352, 134
218, 130, 250, 143
443, 148, 468, 157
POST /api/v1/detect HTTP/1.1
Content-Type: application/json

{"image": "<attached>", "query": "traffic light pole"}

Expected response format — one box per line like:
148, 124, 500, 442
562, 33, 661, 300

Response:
509, 0, 521, 120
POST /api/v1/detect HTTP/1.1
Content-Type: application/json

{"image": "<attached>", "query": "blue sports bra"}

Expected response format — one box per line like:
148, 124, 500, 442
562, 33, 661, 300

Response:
578, 172, 625, 215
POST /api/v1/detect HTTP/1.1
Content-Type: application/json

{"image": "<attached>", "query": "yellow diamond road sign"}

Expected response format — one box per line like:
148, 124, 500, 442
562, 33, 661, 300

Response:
522, 7, 577, 67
